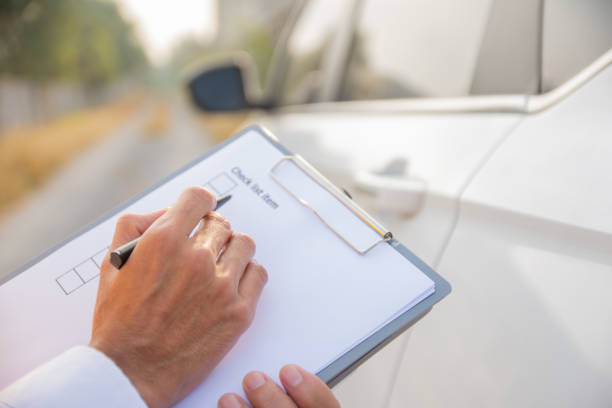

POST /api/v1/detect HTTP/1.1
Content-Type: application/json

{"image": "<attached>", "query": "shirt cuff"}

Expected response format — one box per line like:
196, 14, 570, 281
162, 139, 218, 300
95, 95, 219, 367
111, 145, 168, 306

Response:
0, 346, 147, 408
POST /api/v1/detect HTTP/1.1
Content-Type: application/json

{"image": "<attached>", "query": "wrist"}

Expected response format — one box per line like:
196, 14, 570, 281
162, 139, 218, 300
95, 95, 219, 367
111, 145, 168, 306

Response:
89, 338, 164, 408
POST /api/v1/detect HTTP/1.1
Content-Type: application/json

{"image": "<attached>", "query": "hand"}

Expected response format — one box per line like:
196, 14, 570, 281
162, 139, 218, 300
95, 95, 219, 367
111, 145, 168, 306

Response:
218, 365, 341, 408
89, 186, 268, 408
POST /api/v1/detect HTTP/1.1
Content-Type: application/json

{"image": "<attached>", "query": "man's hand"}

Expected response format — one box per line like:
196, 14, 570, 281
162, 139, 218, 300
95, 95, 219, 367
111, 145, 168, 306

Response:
89, 186, 268, 408
218, 365, 340, 408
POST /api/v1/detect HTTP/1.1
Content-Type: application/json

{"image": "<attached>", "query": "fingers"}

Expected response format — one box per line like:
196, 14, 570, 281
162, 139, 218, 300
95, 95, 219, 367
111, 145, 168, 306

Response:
218, 393, 249, 408
110, 208, 168, 251
242, 372, 297, 408
238, 261, 268, 303
163, 186, 217, 237
217, 233, 256, 282
192, 212, 233, 256
219, 366, 339, 408
280, 365, 340, 408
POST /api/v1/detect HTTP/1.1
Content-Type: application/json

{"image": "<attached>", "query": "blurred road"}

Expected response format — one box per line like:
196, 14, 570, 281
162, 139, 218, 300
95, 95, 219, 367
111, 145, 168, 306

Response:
0, 95, 215, 279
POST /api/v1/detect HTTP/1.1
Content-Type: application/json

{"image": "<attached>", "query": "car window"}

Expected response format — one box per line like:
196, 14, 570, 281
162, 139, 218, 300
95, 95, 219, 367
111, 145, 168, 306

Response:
280, 0, 354, 105
342, 0, 612, 101
341, 0, 493, 100
541, 0, 612, 92
215, 0, 299, 90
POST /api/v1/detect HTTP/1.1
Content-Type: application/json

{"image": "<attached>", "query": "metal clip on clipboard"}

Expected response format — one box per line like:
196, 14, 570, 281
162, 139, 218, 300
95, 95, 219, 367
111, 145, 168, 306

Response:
270, 155, 393, 255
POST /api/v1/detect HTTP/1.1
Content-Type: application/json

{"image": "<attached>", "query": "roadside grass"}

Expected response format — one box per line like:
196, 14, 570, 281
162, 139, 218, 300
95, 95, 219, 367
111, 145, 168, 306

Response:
0, 95, 142, 214
143, 101, 170, 138
196, 112, 250, 143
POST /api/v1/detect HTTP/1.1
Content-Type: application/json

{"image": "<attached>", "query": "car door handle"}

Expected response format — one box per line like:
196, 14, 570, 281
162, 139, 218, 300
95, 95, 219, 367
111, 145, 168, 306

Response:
353, 158, 426, 217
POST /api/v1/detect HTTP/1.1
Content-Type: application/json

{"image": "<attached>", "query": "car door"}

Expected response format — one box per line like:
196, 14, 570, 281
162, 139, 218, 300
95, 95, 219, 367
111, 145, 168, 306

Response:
254, 0, 529, 406
259, 0, 534, 268
253, 0, 612, 407
392, 56, 612, 407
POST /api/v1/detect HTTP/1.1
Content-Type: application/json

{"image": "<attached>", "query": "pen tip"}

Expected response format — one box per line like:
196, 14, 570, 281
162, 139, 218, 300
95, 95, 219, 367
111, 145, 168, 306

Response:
215, 194, 232, 207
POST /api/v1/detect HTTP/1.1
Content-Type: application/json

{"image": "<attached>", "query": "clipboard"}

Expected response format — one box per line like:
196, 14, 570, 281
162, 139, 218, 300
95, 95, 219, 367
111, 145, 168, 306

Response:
0, 124, 451, 395
251, 126, 451, 386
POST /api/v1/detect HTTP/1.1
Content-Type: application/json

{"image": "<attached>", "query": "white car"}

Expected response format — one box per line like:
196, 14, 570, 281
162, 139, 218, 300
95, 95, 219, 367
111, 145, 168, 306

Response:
189, 0, 612, 406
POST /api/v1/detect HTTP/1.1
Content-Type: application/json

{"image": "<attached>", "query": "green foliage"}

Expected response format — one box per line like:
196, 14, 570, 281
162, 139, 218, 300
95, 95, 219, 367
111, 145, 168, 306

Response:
0, 0, 148, 85
167, 35, 213, 73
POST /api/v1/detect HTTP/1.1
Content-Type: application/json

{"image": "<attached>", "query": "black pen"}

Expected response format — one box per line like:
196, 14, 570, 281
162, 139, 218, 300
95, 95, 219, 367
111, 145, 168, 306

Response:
110, 194, 232, 269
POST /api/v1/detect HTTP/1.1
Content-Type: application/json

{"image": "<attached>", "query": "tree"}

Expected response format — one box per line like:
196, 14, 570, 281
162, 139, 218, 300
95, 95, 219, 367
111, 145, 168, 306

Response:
0, 0, 149, 85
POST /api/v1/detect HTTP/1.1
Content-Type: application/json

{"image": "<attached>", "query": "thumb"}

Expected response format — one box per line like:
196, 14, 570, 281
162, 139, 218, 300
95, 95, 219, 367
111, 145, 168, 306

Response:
98, 208, 169, 287
280, 365, 340, 408
110, 208, 168, 250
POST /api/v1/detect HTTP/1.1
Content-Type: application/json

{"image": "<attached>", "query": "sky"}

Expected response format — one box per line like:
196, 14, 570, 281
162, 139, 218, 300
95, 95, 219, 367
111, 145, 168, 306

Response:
117, 0, 217, 65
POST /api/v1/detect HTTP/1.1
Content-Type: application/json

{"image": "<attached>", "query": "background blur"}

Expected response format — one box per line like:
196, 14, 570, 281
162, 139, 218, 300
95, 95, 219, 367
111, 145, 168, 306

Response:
2, 0, 611, 275
0, 0, 296, 274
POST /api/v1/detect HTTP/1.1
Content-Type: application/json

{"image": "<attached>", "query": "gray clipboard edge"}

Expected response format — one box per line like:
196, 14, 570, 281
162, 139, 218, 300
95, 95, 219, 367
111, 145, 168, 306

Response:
1, 124, 452, 389
316, 239, 451, 387
323, 307, 432, 388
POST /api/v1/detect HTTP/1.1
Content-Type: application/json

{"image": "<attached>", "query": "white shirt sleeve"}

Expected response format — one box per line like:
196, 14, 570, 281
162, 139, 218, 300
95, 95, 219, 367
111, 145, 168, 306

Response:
0, 346, 148, 408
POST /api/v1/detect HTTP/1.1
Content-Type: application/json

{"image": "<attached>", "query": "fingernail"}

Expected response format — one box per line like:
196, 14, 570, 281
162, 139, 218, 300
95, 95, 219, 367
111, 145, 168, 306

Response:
219, 394, 241, 408
244, 372, 266, 391
281, 365, 303, 387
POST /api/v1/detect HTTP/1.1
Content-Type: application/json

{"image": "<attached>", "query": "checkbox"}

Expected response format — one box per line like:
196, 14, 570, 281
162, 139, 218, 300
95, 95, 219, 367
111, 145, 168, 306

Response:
75, 259, 99, 282
56, 270, 83, 295
207, 173, 237, 196
204, 182, 220, 195
92, 248, 107, 268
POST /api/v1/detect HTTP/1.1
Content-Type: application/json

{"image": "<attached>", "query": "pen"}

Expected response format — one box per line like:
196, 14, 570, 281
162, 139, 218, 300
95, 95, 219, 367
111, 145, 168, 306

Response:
109, 193, 232, 269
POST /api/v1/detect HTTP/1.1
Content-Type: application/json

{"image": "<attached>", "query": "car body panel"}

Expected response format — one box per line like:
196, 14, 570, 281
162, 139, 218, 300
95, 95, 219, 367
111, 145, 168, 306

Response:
466, 66, 612, 234
386, 64, 612, 407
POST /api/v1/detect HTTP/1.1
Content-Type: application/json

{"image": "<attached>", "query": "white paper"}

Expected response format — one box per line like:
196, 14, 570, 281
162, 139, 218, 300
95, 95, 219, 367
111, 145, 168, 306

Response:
0, 130, 434, 406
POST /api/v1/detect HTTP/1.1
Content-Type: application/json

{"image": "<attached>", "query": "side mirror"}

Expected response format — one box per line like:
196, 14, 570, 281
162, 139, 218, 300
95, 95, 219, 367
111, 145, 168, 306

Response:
187, 58, 269, 112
